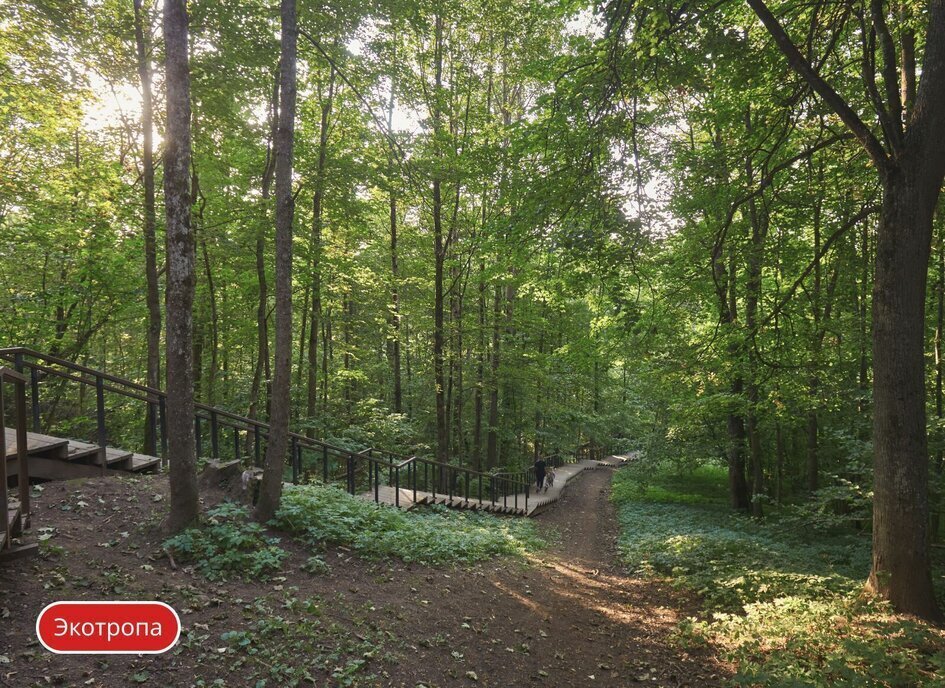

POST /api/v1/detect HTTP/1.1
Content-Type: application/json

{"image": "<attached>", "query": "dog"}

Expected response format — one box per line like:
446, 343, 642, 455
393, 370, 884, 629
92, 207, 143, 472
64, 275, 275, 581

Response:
544, 468, 556, 493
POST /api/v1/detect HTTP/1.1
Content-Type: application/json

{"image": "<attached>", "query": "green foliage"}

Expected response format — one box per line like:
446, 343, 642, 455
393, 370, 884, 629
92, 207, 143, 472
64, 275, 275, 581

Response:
272, 483, 544, 565
613, 464, 945, 687
164, 503, 287, 581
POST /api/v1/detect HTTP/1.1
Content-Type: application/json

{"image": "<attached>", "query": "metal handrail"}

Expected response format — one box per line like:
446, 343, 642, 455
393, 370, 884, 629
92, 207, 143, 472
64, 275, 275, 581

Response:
0, 347, 532, 512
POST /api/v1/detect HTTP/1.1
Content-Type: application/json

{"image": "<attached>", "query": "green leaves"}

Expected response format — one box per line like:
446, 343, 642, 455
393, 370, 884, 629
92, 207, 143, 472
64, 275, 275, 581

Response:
272, 483, 544, 564
164, 503, 288, 581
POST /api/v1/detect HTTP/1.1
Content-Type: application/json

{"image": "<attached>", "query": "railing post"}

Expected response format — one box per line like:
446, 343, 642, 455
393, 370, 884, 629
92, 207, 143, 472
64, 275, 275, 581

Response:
234, 427, 240, 461
374, 461, 379, 502
194, 416, 202, 458
14, 378, 29, 522
254, 426, 261, 466
395, 466, 400, 507
158, 395, 167, 464
145, 398, 158, 457
30, 367, 40, 433
525, 483, 529, 513
291, 436, 299, 484
210, 410, 219, 459
0, 381, 9, 550
96, 375, 107, 475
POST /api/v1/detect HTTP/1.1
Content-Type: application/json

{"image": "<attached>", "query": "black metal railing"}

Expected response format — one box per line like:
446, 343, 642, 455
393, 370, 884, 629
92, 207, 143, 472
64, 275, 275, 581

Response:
0, 347, 530, 512
0, 365, 30, 552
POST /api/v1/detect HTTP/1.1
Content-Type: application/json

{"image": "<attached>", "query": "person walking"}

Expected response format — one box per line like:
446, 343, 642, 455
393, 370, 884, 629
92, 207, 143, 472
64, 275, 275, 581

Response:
534, 456, 547, 492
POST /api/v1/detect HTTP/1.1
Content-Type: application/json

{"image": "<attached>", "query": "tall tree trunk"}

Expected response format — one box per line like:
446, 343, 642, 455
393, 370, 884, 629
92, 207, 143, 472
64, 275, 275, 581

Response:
747, 0, 945, 621
807, 170, 823, 493
866, 169, 941, 618
936, 233, 944, 474
321, 311, 330, 409
386, 54, 403, 415
248, 72, 279, 430
343, 292, 353, 417
474, 256, 485, 471
744, 115, 766, 518
486, 285, 501, 468
306, 68, 335, 433
162, 0, 198, 534
713, 238, 749, 511
256, 0, 296, 522
133, 0, 161, 455
432, 13, 448, 468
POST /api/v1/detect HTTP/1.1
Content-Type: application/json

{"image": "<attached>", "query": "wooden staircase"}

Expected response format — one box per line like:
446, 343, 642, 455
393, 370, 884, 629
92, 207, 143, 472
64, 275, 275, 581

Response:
0, 348, 617, 528
364, 458, 617, 517
3, 428, 160, 481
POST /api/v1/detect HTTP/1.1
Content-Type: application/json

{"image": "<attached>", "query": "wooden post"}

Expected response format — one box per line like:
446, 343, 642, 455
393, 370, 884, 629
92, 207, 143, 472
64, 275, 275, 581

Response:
96, 375, 107, 475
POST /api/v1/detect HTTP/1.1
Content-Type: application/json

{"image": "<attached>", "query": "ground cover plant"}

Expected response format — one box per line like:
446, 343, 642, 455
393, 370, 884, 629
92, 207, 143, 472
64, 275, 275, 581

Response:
612, 463, 945, 687
164, 502, 288, 581
272, 483, 545, 565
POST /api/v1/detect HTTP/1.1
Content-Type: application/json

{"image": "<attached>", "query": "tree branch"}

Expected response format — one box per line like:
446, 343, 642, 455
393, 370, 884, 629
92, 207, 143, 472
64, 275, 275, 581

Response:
745, 0, 890, 174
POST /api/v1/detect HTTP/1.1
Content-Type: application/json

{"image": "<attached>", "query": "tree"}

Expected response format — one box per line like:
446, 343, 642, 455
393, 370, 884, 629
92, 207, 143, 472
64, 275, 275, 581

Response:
162, 0, 199, 534
132, 0, 161, 456
255, 0, 297, 522
745, 0, 945, 622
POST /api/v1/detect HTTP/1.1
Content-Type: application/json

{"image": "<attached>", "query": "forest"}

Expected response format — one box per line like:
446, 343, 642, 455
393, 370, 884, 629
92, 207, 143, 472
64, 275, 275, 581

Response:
2, 0, 945, 685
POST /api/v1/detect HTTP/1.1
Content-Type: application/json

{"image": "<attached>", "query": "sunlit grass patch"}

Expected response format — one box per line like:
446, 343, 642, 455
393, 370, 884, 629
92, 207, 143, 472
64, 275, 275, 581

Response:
612, 463, 945, 687
272, 483, 545, 565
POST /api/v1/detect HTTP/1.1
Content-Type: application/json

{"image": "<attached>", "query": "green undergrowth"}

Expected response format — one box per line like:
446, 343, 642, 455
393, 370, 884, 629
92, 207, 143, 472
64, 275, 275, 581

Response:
272, 482, 545, 565
612, 463, 945, 687
164, 502, 287, 581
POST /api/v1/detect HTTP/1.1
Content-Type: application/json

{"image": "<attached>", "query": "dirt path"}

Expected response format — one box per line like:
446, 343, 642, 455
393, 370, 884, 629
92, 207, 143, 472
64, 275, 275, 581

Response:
0, 468, 727, 687
387, 465, 728, 687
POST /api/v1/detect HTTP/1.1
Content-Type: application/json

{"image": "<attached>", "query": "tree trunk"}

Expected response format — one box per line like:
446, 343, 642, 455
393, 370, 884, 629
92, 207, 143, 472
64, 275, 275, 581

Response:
162, 0, 198, 534
133, 0, 161, 455
199, 230, 218, 406
866, 168, 941, 620
431, 13, 448, 468
474, 257, 485, 471
306, 68, 334, 433
486, 285, 501, 469
256, 0, 297, 522
385, 60, 403, 415
248, 72, 279, 430
746, 0, 945, 620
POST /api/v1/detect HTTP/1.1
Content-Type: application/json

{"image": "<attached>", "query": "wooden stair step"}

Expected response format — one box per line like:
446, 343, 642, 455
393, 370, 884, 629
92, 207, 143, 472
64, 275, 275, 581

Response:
4, 428, 69, 460
62, 439, 105, 462
128, 453, 160, 472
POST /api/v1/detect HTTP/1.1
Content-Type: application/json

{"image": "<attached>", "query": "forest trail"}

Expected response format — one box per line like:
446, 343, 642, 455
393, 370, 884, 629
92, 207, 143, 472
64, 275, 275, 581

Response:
407, 465, 731, 687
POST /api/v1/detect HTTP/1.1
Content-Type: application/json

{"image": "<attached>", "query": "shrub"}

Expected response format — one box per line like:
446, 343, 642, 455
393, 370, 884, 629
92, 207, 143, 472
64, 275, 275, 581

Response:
164, 502, 287, 581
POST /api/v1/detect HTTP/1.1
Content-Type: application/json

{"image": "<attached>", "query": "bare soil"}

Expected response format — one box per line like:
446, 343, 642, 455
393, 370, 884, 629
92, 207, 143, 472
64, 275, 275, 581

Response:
0, 467, 728, 687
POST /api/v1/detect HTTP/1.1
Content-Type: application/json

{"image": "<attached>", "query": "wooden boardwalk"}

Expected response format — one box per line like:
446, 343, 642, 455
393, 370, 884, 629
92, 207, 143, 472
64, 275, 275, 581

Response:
360, 453, 635, 517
